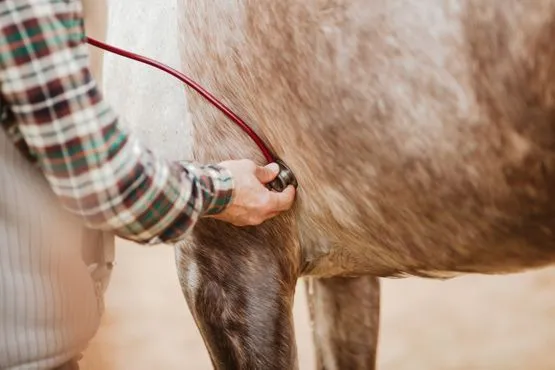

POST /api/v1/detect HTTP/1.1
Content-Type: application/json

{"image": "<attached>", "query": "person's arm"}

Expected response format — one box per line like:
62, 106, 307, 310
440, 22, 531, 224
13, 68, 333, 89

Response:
0, 0, 233, 245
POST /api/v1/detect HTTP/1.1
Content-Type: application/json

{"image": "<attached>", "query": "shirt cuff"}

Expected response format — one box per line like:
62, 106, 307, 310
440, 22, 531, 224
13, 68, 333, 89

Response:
179, 161, 235, 216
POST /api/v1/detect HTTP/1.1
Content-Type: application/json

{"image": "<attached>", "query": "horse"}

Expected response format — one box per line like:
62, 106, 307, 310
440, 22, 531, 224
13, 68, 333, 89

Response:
174, 1, 555, 368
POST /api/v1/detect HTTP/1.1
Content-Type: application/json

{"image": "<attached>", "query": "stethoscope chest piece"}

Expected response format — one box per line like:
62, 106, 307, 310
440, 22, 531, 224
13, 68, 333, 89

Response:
267, 159, 298, 192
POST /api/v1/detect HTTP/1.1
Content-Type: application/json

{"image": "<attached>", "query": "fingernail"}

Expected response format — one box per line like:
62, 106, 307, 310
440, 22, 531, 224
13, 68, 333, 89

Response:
267, 162, 280, 173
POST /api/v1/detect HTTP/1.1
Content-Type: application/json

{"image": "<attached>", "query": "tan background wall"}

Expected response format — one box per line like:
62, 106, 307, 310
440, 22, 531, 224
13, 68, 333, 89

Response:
81, 1, 555, 369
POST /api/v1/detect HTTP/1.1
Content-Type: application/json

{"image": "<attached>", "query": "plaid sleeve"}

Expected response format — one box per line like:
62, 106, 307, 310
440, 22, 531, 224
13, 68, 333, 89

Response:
0, 0, 234, 245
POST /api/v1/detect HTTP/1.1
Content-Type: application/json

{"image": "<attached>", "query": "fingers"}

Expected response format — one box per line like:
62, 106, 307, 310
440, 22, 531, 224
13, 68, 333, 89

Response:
250, 187, 295, 224
208, 184, 296, 227
244, 186, 296, 225
266, 185, 296, 212
255, 162, 280, 183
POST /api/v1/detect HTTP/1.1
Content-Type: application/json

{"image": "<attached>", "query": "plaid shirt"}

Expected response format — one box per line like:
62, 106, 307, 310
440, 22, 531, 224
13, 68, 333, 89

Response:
0, 0, 234, 245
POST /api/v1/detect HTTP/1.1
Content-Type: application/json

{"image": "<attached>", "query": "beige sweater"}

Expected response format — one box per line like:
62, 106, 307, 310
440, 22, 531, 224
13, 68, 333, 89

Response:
0, 111, 115, 369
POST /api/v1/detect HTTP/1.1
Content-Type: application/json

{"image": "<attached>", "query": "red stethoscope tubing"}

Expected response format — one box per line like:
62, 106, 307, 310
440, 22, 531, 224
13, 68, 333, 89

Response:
85, 36, 275, 163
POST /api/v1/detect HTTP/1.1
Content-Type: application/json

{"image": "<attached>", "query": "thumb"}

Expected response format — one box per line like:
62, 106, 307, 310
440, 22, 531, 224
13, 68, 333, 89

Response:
255, 162, 280, 183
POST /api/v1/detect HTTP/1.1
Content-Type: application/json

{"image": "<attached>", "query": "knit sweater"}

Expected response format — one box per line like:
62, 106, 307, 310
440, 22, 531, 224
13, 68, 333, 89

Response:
0, 108, 115, 369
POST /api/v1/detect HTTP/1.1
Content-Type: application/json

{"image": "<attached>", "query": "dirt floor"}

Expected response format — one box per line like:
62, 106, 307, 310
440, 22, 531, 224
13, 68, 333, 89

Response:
79, 1, 555, 369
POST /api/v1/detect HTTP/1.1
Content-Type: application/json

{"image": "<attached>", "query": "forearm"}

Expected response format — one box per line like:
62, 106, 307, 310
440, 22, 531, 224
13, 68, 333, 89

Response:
33, 111, 234, 244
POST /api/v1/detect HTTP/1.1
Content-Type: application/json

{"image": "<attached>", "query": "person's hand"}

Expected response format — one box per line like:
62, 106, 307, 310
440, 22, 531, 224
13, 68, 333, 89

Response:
208, 159, 296, 226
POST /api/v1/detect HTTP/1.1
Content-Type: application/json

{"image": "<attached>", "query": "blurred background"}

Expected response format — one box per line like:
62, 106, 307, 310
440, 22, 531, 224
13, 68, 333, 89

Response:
80, 1, 555, 369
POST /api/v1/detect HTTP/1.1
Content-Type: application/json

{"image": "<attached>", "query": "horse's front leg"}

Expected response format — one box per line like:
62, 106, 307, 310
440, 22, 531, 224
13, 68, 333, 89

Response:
175, 216, 301, 370
304, 276, 381, 370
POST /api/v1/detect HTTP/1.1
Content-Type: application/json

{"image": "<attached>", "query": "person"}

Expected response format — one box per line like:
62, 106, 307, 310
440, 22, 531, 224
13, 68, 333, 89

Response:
0, 0, 296, 369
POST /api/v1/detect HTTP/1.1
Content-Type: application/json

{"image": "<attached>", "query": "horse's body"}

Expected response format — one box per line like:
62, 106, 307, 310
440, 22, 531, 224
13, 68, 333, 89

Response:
175, 1, 555, 368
